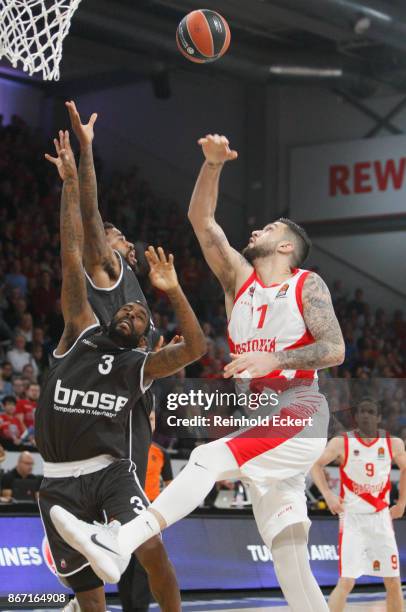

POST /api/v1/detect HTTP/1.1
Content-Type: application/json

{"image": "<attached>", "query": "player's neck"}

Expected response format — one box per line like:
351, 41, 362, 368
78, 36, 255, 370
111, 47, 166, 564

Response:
355, 427, 379, 441
254, 257, 293, 286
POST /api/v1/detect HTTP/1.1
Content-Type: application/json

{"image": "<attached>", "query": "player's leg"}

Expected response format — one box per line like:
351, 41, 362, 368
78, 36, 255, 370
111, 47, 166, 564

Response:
117, 439, 240, 555
135, 536, 181, 612
271, 523, 328, 612
39, 478, 107, 611
383, 576, 403, 612
118, 555, 150, 612
73, 587, 106, 612
328, 578, 355, 612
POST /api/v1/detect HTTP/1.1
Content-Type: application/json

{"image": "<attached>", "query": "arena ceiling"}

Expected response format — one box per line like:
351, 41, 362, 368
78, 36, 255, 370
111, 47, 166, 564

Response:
3, 0, 406, 97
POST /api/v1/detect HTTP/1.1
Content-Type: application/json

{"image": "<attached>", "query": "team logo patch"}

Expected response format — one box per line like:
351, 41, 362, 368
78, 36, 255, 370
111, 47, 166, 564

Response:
378, 447, 385, 459
60, 558, 67, 570
276, 283, 289, 299
249, 286, 255, 297
353, 449, 360, 456
373, 560, 380, 572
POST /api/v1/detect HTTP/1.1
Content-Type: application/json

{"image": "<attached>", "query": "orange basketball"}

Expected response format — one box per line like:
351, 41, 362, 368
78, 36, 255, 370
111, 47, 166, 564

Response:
176, 9, 231, 63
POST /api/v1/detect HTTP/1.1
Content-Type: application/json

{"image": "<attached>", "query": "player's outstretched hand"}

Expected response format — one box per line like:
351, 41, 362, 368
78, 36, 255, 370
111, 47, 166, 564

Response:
390, 502, 405, 520
146, 246, 179, 293
45, 130, 77, 181
66, 100, 97, 148
198, 134, 238, 165
324, 491, 344, 515
223, 352, 276, 378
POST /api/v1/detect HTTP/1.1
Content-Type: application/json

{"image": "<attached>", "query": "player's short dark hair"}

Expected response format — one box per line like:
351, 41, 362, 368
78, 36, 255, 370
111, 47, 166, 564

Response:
353, 396, 381, 416
103, 221, 115, 232
278, 218, 312, 266
2, 395, 16, 405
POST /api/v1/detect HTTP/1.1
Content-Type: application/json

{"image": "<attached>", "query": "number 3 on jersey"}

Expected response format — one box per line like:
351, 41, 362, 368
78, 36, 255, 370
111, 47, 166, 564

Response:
98, 354, 115, 375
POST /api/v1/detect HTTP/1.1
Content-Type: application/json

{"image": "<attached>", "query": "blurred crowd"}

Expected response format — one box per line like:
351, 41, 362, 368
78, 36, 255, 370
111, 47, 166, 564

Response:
0, 115, 405, 460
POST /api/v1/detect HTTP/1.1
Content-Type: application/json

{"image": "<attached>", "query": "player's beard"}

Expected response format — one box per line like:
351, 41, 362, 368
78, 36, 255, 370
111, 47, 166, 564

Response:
108, 318, 143, 349
242, 242, 275, 264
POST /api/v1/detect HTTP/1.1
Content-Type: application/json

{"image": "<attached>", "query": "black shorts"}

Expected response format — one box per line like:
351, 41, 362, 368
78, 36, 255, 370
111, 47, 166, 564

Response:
38, 459, 149, 592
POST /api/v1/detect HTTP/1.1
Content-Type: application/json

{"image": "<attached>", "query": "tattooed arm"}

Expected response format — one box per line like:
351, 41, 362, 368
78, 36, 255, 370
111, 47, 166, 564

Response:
66, 101, 119, 282
142, 247, 206, 383
46, 131, 96, 355
188, 135, 251, 300
223, 272, 345, 378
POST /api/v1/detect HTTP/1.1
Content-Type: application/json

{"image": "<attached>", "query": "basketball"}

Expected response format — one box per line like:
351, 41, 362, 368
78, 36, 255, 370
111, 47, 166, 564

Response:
176, 9, 231, 63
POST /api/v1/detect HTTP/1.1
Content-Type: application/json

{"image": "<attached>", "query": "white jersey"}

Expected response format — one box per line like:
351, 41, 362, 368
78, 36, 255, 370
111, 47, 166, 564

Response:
340, 430, 392, 514
228, 268, 316, 383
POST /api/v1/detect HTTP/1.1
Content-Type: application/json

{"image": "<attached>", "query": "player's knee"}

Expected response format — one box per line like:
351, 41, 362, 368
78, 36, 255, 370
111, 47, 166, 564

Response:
383, 576, 401, 593
337, 577, 355, 594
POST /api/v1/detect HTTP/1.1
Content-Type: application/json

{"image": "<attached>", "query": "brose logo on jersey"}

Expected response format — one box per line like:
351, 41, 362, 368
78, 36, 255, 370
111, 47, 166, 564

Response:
54, 379, 128, 412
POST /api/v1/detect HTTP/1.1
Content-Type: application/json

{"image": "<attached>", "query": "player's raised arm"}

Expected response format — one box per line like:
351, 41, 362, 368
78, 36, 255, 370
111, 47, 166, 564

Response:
390, 438, 406, 519
311, 437, 345, 515
224, 272, 345, 378
143, 247, 206, 383
65, 100, 119, 279
188, 135, 251, 298
45, 130, 95, 354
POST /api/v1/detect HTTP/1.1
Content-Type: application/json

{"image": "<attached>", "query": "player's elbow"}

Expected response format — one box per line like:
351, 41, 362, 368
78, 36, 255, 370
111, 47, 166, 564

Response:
334, 340, 346, 366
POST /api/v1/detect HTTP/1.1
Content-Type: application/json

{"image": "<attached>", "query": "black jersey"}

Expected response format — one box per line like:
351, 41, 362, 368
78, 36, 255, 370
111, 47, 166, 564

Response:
85, 250, 148, 328
85, 251, 155, 481
35, 324, 150, 463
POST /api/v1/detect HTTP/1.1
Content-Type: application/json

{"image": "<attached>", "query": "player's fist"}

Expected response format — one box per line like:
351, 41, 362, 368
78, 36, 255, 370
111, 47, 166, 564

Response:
146, 246, 179, 293
198, 134, 238, 165
66, 100, 97, 148
324, 491, 344, 515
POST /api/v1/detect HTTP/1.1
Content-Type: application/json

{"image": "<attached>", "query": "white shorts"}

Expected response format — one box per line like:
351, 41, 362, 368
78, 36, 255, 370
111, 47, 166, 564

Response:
225, 386, 328, 546
339, 509, 400, 578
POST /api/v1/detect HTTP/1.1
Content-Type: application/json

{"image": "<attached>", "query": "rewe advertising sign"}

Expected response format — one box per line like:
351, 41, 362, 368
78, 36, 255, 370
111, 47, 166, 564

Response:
290, 134, 406, 222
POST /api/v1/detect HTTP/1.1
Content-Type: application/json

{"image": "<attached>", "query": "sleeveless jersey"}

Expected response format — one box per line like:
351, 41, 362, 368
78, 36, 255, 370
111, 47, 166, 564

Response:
35, 325, 150, 463
228, 268, 316, 382
340, 430, 393, 514
85, 250, 154, 480
85, 250, 148, 328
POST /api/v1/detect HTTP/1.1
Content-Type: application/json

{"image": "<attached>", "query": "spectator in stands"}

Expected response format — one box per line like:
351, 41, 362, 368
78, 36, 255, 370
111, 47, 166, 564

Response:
5, 259, 28, 297
0, 363, 13, 400
347, 288, 366, 316
15, 312, 34, 344
15, 382, 40, 431
12, 377, 26, 400
30, 270, 57, 321
0, 395, 26, 447
6, 334, 31, 374
1, 450, 40, 501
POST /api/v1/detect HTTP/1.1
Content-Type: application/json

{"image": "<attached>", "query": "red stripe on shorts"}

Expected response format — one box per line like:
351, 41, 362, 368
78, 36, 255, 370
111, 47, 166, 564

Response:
226, 406, 306, 466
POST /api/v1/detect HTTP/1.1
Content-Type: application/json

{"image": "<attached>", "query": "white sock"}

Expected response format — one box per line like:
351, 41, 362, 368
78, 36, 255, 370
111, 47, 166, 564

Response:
119, 509, 161, 556
119, 440, 239, 555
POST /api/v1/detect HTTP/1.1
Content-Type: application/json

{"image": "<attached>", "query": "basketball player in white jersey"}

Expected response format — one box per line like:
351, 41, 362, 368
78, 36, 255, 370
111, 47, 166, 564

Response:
51, 135, 345, 611
311, 397, 406, 612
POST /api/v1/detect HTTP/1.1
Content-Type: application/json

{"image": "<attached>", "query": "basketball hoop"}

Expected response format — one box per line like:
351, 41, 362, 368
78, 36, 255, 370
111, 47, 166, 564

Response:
0, 0, 82, 81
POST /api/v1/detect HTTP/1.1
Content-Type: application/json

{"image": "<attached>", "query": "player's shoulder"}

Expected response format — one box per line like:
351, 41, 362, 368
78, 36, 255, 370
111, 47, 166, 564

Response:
389, 436, 405, 454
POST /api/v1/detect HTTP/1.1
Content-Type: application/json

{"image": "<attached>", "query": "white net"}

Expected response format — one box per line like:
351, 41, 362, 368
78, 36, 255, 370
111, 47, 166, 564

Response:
0, 0, 82, 81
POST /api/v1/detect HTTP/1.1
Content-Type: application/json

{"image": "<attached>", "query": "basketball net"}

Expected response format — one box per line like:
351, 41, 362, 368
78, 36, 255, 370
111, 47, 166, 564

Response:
0, 0, 82, 81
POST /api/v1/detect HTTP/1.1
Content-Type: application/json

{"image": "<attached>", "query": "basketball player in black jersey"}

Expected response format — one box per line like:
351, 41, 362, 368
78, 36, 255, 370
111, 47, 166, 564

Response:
63, 100, 179, 612
39, 131, 205, 612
